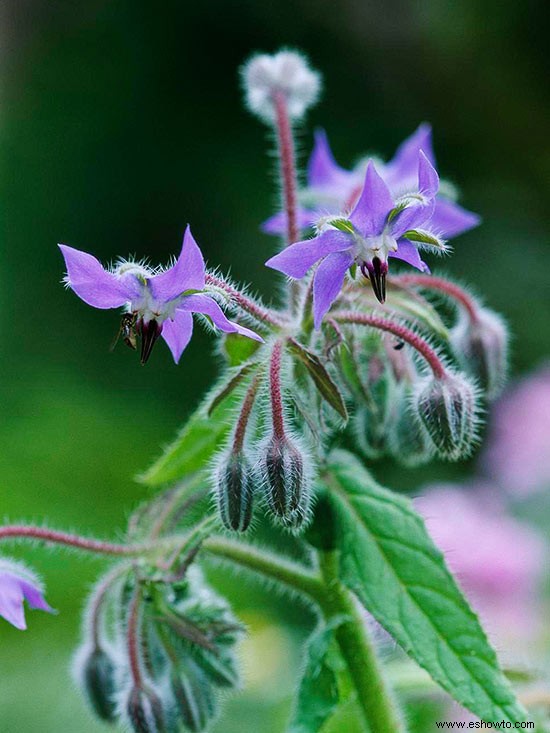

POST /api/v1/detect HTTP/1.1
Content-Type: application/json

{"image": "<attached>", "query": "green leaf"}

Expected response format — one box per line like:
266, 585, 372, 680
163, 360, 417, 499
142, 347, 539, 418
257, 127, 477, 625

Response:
207, 361, 259, 416
288, 619, 345, 733
324, 450, 528, 724
288, 340, 348, 421
223, 332, 262, 366
138, 375, 246, 487
403, 229, 446, 249
329, 218, 355, 234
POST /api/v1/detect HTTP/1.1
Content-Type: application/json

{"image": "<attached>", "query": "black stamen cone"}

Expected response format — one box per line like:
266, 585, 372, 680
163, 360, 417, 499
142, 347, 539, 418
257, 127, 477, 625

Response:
364, 257, 387, 304
138, 319, 163, 365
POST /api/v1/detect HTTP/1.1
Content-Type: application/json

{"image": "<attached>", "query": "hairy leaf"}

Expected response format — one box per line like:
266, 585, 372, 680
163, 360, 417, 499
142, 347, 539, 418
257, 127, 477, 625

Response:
324, 450, 527, 724
288, 340, 348, 421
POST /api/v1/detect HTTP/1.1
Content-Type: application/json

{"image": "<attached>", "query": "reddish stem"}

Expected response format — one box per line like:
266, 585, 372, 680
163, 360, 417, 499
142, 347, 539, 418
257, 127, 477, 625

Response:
205, 273, 283, 327
127, 587, 143, 687
269, 341, 286, 440
233, 373, 263, 453
333, 311, 446, 379
273, 91, 299, 245
0, 525, 151, 556
392, 274, 479, 323
90, 565, 128, 647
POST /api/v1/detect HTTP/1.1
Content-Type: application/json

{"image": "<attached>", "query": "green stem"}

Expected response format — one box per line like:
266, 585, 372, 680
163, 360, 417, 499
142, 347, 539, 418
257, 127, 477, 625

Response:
319, 551, 407, 733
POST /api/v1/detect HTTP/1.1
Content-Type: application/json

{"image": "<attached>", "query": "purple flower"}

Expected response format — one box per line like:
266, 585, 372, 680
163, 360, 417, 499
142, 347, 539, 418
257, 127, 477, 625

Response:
266, 152, 440, 326
416, 485, 545, 649
482, 365, 550, 495
59, 226, 262, 364
0, 559, 54, 630
263, 124, 480, 240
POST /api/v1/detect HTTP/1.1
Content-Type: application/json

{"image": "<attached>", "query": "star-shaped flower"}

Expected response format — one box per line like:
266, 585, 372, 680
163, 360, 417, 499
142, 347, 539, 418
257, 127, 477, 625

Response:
0, 560, 54, 630
263, 124, 480, 241
60, 226, 262, 364
266, 152, 440, 327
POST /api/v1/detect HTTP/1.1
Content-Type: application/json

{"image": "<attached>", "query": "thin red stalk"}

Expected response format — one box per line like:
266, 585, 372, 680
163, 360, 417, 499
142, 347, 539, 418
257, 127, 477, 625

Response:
0, 525, 151, 556
90, 565, 129, 647
233, 373, 262, 453
127, 587, 143, 687
269, 341, 286, 440
273, 91, 299, 245
205, 273, 283, 327
392, 274, 479, 322
333, 311, 446, 379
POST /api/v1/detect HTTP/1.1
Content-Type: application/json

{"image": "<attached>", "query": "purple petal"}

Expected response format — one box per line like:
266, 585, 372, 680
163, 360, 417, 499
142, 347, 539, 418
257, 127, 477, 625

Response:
182, 294, 263, 342
390, 199, 435, 238
384, 124, 435, 189
149, 225, 205, 302
59, 244, 136, 309
265, 230, 351, 279
161, 310, 194, 364
307, 129, 350, 188
432, 198, 481, 239
20, 580, 55, 613
389, 240, 430, 272
418, 150, 439, 199
313, 251, 354, 329
349, 162, 394, 237
261, 208, 317, 236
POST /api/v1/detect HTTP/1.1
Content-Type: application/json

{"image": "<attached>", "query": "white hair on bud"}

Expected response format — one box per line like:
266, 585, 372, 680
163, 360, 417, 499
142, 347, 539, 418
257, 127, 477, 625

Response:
241, 49, 321, 123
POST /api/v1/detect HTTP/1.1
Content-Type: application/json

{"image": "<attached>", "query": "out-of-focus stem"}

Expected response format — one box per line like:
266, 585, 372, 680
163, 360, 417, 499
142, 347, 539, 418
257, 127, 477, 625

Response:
333, 311, 446, 379
392, 274, 479, 323
273, 91, 299, 246
127, 587, 144, 687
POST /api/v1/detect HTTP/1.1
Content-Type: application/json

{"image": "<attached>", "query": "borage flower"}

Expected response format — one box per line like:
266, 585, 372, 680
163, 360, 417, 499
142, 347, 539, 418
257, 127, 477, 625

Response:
266, 152, 441, 327
59, 226, 262, 364
0, 558, 54, 630
263, 124, 480, 240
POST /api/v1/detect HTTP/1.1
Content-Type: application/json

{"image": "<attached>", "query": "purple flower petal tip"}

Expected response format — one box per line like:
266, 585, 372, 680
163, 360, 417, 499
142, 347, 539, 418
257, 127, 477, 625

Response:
0, 565, 55, 631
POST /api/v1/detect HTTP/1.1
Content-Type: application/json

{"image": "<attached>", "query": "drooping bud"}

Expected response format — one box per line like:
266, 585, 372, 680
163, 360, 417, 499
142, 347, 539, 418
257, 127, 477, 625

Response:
214, 452, 254, 532
74, 643, 118, 722
170, 662, 217, 732
412, 371, 481, 460
261, 435, 311, 528
388, 387, 435, 467
352, 357, 395, 460
450, 307, 508, 400
242, 50, 321, 123
126, 685, 166, 733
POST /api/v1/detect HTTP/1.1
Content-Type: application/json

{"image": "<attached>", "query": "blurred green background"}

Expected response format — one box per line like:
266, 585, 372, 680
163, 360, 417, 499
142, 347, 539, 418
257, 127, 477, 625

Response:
0, 1, 548, 730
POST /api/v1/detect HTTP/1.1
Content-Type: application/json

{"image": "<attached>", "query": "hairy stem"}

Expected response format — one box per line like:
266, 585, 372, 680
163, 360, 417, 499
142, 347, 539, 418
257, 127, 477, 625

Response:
127, 586, 144, 687
273, 91, 299, 246
269, 340, 286, 440
233, 372, 263, 453
0, 525, 154, 555
89, 564, 130, 647
205, 272, 284, 328
202, 536, 326, 604
319, 551, 407, 733
333, 311, 446, 379
392, 274, 479, 323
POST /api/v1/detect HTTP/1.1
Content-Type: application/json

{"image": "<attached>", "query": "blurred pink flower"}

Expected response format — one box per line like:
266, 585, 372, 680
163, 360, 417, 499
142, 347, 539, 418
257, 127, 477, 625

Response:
416, 484, 545, 649
482, 364, 550, 495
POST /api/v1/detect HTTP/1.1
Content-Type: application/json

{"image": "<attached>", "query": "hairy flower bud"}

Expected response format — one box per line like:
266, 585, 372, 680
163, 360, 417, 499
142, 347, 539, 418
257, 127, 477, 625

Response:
261, 435, 311, 528
242, 50, 321, 123
450, 307, 508, 400
170, 662, 217, 732
74, 643, 118, 722
214, 452, 254, 532
412, 372, 481, 460
388, 387, 435, 467
126, 685, 166, 733
352, 360, 395, 459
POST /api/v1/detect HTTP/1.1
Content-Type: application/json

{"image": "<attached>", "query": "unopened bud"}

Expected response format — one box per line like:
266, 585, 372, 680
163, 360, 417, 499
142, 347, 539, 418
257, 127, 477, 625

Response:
126, 685, 166, 733
215, 452, 254, 532
450, 307, 508, 400
388, 387, 435, 467
242, 50, 321, 123
170, 663, 216, 733
261, 436, 311, 528
412, 372, 481, 460
74, 643, 118, 722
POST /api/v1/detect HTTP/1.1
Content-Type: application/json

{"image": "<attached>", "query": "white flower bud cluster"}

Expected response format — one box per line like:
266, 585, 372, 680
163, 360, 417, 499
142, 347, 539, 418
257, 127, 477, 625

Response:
242, 50, 321, 123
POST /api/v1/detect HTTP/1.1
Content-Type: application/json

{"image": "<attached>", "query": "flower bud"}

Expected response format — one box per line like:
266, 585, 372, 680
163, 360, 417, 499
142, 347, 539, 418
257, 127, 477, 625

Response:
388, 387, 435, 467
126, 685, 166, 733
242, 50, 321, 123
351, 356, 395, 459
74, 643, 118, 722
412, 372, 481, 460
214, 452, 254, 532
450, 307, 508, 400
170, 662, 216, 733
261, 435, 311, 528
